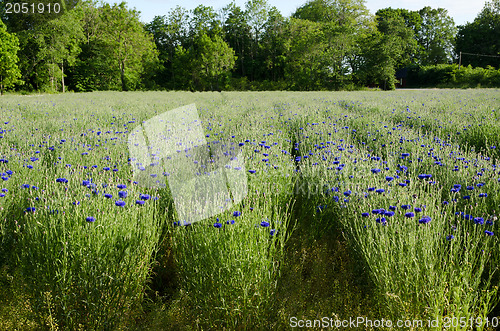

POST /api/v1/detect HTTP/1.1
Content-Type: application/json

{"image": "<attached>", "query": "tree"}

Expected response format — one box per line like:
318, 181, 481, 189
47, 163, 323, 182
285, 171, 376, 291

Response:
359, 15, 416, 90
39, 10, 84, 92
284, 18, 328, 90
0, 19, 22, 94
223, 2, 252, 77
416, 7, 457, 65
456, 0, 500, 68
195, 33, 236, 90
72, 2, 158, 91
292, 0, 374, 89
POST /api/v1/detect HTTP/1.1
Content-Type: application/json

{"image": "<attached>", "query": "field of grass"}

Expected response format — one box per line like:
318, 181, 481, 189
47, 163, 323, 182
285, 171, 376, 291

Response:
0, 89, 499, 330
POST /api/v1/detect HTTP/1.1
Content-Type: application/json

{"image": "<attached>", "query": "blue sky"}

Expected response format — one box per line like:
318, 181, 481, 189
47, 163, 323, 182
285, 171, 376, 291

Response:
103, 0, 489, 26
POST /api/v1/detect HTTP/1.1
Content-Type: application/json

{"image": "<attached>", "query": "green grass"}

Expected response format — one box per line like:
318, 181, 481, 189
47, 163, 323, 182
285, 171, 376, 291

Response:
0, 90, 499, 330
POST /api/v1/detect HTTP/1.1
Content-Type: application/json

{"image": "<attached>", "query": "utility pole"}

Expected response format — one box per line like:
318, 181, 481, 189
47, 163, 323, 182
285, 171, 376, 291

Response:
458, 51, 461, 70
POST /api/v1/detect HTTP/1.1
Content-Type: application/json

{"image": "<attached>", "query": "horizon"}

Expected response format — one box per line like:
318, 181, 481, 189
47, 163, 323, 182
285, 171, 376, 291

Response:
101, 0, 490, 27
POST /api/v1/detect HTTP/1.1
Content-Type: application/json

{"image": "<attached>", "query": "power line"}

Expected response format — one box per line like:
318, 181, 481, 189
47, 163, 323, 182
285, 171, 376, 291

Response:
461, 52, 500, 58
458, 51, 500, 69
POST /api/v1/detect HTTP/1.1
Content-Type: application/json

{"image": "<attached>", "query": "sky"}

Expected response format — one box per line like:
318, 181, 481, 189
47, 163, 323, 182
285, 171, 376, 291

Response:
102, 0, 490, 26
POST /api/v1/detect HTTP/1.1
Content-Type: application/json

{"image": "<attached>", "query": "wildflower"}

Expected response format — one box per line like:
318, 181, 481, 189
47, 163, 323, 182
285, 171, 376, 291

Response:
233, 211, 241, 217
136, 200, 145, 205
361, 212, 370, 217
405, 212, 415, 218
442, 201, 449, 205
26, 207, 36, 212
86, 216, 95, 222
104, 193, 113, 199
344, 190, 351, 196
248, 170, 256, 174
463, 195, 470, 200
466, 186, 474, 190
368, 187, 375, 191
418, 216, 431, 224
385, 176, 394, 182
474, 217, 484, 225
402, 204, 411, 209
485, 230, 494, 236
103, 167, 110, 171
446, 235, 454, 241
384, 211, 395, 217
118, 191, 128, 198
414, 207, 422, 213
479, 193, 488, 197
398, 183, 407, 187
117, 184, 127, 189
270, 229, 277, 236
56, 178, 68, 183
1, 188, 7, 192
376, 217, 387, 224
375, 188, 385, 194
115, 200, 126, 207
22, 184, 30, 189
140, 194, 150, 200
82, 180, 90, 186
226, 220, 235, 225
371, 168, 381, 174
261, 221, 270, 227
213, 221, 222, 228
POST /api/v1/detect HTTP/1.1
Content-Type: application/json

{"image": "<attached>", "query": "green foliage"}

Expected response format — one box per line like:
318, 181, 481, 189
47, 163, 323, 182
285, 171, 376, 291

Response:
407, 64, 500, 88
456, 0, 500, 69
0, 19, 22, 94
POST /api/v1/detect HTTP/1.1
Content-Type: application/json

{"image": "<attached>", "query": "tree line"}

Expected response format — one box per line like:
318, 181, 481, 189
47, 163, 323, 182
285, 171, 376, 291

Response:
1, 0, 499, 94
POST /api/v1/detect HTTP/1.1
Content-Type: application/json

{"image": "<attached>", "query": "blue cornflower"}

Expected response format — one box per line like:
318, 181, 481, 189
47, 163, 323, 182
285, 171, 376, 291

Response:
140, 194, 150, 200
418, 216, 431, 224
442, 201, 449, 205
22, 184, 30, 189
26, 207, 36, 212
384, 211, 395, 217
261, 221, 270, 227
466, 186, 474, 190
371, 168, 381, 174
1, 188, 7, 192
405, 212, 415, 218
479, 193, 488, 197
136, 200, 145, 205
86, 216, 95, 222
474, 217, 484, 225
117, 184, 127, 189
270, 229, 277, 236
344, 190, 351, 196
414, 207, 422, 213
376, 217, 387, 224
389, 206, 396, 211
386, 176, 394, 182
56, 178, 68, 183
115, 200, 126, 207
213, 221, 222, 228
248, 170, 256, 174
118, 191, 128, 198
463, 195, 470, 200
104, 193, 112, 199
233, 211, 241, 217
401, 204, 411, 210
103, 167, 110, 171
226, 220, 235, 225
368, 187, 375, 191
446, 235, 454, 241
82, 180, 90, 186
485, 230, 494, 236
375, 188, 385, 194
361, 212, 370, 217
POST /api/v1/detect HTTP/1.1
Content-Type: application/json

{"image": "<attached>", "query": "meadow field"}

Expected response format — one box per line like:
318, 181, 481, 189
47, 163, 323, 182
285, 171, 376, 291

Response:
0, 89, 499, 330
